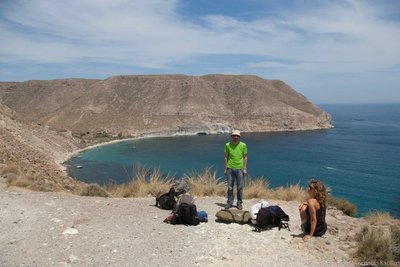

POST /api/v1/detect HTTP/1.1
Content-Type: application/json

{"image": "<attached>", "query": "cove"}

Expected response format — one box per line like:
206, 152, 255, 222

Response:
66, 104, 400, 217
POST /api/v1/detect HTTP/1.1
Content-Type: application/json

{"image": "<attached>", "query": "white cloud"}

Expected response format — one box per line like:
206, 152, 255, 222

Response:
1, 0, 204, 66
0, 0, 399, 102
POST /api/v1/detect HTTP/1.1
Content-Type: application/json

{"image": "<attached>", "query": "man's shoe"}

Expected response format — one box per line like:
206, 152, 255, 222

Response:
237, 203, 243, 210
225, 204, 232, 209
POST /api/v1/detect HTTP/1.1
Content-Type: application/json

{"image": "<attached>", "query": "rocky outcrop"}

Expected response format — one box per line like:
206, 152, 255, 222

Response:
0, 75, 333, 137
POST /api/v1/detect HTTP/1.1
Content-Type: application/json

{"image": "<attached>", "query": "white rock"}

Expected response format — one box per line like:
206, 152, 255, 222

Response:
68, 255, 78, 263
62, 228, 78, 236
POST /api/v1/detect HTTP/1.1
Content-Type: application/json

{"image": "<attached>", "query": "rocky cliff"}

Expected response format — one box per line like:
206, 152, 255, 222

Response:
0, 75, 332, 137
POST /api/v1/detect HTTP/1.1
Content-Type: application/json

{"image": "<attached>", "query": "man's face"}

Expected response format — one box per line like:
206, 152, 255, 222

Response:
231, 135, 240, 142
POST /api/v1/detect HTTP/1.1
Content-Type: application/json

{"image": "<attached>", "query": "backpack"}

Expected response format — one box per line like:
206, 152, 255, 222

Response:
250, 201, 270, 224
255, 205, 290, 231
155, 187, 186, 210
172, 203, 200, 226
215, 209, 251, 224
172, 194, 195, 214
197, 210, 208, 223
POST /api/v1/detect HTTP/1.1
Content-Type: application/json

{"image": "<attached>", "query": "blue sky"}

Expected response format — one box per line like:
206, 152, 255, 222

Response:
0, 0, 399, 104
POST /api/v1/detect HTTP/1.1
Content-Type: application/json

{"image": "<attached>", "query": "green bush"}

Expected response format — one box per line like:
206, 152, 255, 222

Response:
95, 131, 110, 138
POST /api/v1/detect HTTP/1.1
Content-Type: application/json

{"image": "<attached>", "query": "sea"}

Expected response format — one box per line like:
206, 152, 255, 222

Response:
66, 103, 400, 218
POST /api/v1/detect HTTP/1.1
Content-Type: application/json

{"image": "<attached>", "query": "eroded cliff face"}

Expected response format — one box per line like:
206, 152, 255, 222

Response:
0, 102, 82, 191
0, 75, 332, 137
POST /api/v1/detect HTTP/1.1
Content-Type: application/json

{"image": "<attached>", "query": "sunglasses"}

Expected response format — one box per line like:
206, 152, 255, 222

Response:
231, 135, 240, 137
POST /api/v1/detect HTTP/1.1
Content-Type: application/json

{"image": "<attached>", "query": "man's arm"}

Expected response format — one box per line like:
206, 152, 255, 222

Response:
224, 153, 229, 174
243, 154, 247, 174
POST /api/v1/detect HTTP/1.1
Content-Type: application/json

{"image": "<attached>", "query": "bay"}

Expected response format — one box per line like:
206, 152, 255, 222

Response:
67, 103, 400, 217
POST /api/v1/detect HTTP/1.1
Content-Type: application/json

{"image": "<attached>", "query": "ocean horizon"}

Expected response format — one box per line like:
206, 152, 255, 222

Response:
67, 103, 400, 218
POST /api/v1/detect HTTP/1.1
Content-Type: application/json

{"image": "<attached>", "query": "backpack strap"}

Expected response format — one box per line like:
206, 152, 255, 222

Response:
226, 210, 236, 223
279, 221, 290, 231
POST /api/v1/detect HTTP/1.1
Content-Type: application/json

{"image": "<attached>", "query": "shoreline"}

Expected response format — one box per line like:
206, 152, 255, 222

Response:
57, 130, 221, 176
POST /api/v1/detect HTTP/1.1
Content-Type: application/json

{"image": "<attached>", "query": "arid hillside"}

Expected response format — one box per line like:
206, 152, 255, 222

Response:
0, 75, 332, 137
0, 102, 82, 192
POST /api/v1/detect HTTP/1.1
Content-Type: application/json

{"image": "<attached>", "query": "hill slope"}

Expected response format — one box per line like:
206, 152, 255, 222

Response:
0, 75, 332, 136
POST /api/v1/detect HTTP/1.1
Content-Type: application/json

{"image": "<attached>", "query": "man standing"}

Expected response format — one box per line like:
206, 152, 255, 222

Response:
224, 130, 247, 210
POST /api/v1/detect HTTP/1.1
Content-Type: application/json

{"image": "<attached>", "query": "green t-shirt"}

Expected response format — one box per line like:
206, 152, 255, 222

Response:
224, 141, 247, 169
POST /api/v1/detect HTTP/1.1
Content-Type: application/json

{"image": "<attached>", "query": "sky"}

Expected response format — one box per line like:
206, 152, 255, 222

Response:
0, 0, 399, 104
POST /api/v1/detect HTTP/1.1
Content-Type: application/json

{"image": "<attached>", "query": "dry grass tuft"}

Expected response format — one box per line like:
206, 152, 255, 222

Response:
354, 211, 400, 265
1, 161, 39, 189
0, 160, 85, 193
355, 225, 392, 264
107, 165, 174, 198
80, 183, 109, 197
268, 183, 308, 202
243, 176, 270, 199
184, 167, 226, 197
365, 211, 395, 225
354, 218, 400, 265
0, 162, 22, 176
391, 224, 400, 261
7, 174, 34, 188
327, 196, 357, 217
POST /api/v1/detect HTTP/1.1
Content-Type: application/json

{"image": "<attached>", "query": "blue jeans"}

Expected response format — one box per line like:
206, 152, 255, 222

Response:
226, 168, 244, 205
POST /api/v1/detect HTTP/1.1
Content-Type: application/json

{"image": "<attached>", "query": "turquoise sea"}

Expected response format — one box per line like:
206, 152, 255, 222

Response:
67, 104, 400, 217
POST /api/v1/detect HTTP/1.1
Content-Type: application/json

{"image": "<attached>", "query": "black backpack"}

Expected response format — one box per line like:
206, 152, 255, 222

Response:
155, 187, 185, 210
255, 205, 290, 231
172, 203, 200, 226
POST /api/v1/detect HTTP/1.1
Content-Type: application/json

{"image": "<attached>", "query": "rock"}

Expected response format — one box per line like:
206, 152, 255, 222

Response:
62, 228, 79, 236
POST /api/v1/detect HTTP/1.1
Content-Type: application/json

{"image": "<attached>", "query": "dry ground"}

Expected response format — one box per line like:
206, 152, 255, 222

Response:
0, 177, 364, 267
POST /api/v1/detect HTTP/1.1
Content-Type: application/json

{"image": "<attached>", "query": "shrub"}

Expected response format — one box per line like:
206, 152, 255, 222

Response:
0, 162, 22, 176
106, 165, 173, 198
1, 162, 36, 188
268, 183, 308, 202
80, 183, 109, 197
243, 176, 270, 199
355, 225, 392, 264
185, 167, 226, 197
354, 213, 400, 265
95, 131, 110, 138
7, 174, 33, 188
391, 224, 400, 261
327, 196, 357, 217
365, 211, 394, 225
